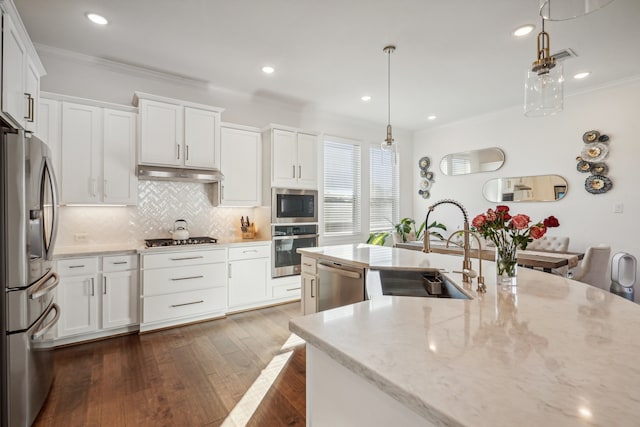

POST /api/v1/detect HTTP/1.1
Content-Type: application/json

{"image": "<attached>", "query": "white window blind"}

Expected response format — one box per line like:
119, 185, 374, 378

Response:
370, 145, 399, 231
323, 137, 361, 235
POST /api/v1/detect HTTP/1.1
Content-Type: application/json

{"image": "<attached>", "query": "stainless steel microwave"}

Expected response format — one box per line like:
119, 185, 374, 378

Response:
271, 188, 318, 223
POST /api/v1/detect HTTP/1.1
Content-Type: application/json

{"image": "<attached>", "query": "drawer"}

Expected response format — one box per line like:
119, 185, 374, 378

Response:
142, 249, 226, 269
57, 257, 99, 276
228, 244, 270, 261
301, 257, 317, 274
272, 281, 301, 299
103, 254, 138, 272
143, 287, 226, 324
142, 263, 226, 296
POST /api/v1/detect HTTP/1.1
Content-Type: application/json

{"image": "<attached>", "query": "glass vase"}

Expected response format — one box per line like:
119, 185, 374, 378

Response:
496, 244, 518, 286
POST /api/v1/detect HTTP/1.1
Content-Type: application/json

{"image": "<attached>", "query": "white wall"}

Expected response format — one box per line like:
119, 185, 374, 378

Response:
412, 78, 640, 289
37, 46, 414, 245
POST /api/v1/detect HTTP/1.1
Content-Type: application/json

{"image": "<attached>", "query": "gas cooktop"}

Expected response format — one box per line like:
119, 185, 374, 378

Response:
144, 237, 218, 247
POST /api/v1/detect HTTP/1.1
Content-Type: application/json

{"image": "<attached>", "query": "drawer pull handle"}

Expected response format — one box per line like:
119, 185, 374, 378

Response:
303, 262, 313, 267
171, 300, 204, 308
286, 287, 299, 292
68, 265, 85, 268
242, 250, 258, 253
170, 275, 204, 281
112, 261, 128, 265
169, 256, 204, 261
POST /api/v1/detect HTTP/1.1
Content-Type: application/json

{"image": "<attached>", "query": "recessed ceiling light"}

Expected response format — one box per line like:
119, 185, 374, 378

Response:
574, 71, 591, 80
261, 66, 275, 74
361, 95, 371, 102
86, 13, 108, 25
513, 24, 535, 37
427, 115, 437, 120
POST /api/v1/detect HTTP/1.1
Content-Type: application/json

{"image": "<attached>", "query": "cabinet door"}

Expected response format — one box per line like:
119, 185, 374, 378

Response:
184, 107, 218, 169
57, 274, 99, 337
296, 133, 318, 188
302, 273, 317, 315
24, 57, 40, 132
220, 127, 261, 206
60, 102, 102, 204
37, 98, 61, 173
1, 14, 27, 128
139, 99, 182, 166
103, 109, 137, 204
271, 129, 297, 187
102, 270, 139, 329
228, 258, 269, 307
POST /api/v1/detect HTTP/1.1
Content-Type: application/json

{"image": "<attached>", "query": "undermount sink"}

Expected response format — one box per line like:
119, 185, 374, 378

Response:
377, 270, 471, 300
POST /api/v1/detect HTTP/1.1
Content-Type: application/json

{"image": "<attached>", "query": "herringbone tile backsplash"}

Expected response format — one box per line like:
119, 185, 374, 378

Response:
57, 181, 270, 247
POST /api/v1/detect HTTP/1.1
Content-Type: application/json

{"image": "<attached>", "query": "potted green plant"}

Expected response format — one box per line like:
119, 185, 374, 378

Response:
392, 218, 447, 244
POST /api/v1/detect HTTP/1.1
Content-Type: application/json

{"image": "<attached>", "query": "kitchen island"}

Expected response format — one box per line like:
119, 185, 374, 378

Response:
291, 244, 640, 426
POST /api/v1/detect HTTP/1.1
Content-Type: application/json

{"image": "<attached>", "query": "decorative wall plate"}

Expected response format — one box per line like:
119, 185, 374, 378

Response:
582, 130, 600, 143
581, 142, 609, 162
420, 179, 431, 190
590, 163, 608, 175
418, 189, 430, 199
584, 175, 612, 194
576, 160, 592, 173
418, 156, 430, 170
598, 134, 610, 143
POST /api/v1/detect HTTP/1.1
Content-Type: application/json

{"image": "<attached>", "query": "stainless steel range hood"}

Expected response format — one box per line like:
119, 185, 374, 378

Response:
137, 165, 224, 183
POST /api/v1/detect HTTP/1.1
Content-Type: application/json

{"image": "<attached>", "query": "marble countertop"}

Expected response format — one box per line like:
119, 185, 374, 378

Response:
54, 239, 271, 258
290, 244, 640, 426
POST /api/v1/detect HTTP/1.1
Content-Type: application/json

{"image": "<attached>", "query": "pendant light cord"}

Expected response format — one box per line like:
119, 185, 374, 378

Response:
387, 47, 391, 126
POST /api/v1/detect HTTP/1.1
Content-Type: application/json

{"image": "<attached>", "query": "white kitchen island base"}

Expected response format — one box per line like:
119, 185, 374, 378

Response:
307, 344, 434, 427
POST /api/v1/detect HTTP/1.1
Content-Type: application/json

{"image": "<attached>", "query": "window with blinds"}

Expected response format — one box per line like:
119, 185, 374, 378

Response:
370, 145, 399, 231
323, 137, 362, 235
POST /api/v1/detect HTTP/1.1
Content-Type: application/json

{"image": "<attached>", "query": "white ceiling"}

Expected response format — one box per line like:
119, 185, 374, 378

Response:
14, 0, 640, 130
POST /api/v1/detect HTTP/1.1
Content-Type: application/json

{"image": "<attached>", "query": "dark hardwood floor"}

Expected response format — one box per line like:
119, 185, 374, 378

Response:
33, 302, 306, 427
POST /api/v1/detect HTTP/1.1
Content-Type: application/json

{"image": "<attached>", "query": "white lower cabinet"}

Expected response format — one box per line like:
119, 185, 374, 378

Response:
301, 256, 317, 315
56, 254, 138, 342
140, 248, 227, 332
228, 244, 270, 310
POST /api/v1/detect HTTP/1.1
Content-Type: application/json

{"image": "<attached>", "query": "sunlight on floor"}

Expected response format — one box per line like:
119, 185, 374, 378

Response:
221, 333, 305, 426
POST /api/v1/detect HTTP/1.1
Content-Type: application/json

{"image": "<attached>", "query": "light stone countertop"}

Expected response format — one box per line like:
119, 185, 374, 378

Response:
54, 239, 271, 259
291, 244, 640, 426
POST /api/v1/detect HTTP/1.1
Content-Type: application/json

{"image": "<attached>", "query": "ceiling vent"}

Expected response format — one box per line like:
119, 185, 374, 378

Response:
551, 48, 578, 62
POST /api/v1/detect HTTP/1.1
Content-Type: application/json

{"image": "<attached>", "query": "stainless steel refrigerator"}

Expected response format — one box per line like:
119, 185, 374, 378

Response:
1, 127, 60, 427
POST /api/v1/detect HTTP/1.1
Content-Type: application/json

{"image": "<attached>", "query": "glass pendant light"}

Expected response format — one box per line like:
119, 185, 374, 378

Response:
539, 0, 615, 21
524, 16, 564, 117
381, 45, 396, 152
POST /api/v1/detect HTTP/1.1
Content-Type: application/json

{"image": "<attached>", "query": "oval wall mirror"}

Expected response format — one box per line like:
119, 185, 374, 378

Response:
482, 175, 568, 203
439, 147, 505, 176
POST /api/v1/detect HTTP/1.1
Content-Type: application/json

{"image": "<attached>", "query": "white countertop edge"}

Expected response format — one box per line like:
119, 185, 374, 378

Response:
290, 311, 464, 427
54, 239, 271, 258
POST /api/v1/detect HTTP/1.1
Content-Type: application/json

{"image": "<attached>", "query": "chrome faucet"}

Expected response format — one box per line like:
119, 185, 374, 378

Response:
423, 199, 473, 284
446, 230, 486, 293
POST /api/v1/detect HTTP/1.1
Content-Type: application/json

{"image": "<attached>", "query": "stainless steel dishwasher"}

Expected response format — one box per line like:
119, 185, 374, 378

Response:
316, 260, 365, 312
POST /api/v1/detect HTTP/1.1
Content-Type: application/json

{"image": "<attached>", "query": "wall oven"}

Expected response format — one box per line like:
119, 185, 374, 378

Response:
272, 188, 317, 223
272, 224, 318, 278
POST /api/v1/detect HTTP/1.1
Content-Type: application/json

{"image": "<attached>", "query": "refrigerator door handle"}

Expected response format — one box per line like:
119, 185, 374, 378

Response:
29, 271, 60, 300
31, 303, 60, 340
42, 156, 59, 260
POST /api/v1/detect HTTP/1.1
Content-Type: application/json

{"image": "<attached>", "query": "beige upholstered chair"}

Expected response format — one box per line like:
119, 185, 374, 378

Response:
573, 245, 612, 290
527, 236, 570, 252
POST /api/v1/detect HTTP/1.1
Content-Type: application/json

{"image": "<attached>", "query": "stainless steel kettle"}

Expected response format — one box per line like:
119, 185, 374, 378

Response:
169, 219, 190, 240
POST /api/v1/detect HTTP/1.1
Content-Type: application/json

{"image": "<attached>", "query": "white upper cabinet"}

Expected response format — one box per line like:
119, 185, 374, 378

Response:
135, 92, 224, 170
51, 96, 137, 205
138, 99, 183, 167
184, 107, 218, 169
218, 124, 262, 207
1, 10, 44, 131
264, 126, 318, 190
103, 109, 137, 204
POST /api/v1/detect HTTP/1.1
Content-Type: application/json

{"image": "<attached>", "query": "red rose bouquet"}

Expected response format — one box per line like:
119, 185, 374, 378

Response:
471, 205, 560, 284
